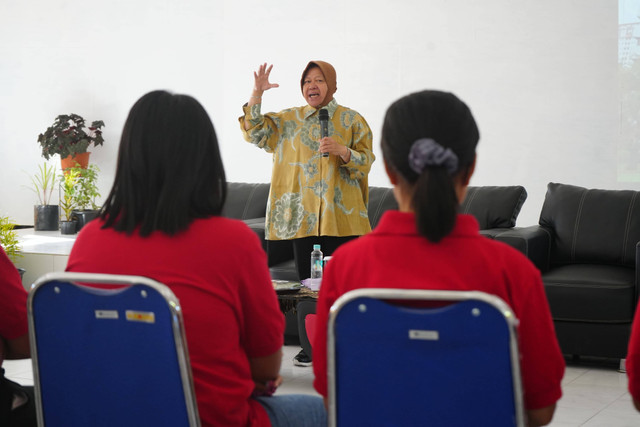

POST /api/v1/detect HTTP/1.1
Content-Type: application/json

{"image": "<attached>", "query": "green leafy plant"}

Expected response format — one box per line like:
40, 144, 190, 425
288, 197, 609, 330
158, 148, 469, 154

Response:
59, 168, 80, 221
29, 162, 58, 205
0, 216, 22, 263
65, 163, 101, 210
38, 114, 105, 160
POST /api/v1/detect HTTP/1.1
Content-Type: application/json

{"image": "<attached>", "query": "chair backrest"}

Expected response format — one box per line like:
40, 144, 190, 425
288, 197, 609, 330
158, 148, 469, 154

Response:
28, 272, 200, 427
327, 288, 524, 427
540, 182, 640, 267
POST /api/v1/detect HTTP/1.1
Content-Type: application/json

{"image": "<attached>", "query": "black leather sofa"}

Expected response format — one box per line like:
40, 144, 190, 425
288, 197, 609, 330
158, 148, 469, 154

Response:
494, 183, 640, 362
223, 182, 529, 281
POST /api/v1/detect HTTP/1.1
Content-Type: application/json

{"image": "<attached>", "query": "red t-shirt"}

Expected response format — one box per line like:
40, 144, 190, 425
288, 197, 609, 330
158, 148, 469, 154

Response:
627, 309, 640, 401
0, 246, 28, 365
67, 217, 284, 427
312, 211, 565, 410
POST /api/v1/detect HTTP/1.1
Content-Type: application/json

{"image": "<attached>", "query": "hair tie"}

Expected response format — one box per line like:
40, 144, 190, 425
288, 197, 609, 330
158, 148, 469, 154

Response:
408, 138, 459, 175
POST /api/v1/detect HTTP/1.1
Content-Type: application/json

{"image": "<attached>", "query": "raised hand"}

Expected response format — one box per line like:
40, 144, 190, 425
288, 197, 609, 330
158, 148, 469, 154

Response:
253, 63, 280, 94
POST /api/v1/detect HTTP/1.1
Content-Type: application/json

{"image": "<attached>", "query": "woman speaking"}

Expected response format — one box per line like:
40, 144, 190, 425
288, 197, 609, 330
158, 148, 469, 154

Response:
239, 61, 375, 282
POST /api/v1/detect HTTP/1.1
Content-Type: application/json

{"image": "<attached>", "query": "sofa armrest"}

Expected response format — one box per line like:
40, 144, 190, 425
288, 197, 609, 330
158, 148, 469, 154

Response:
243, 218, 267, 251
241, 218, 293, 267
494, 226, 552, 273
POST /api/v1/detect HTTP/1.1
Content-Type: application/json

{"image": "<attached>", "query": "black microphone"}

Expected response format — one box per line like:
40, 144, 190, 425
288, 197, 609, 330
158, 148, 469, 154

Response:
319, 109, 329, 157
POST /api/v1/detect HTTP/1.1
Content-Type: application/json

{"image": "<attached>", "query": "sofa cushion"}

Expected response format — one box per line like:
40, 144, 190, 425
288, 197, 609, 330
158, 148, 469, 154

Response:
222, 182, 270, 220
539, 182, 640, 267
543, 264, 636, 322
367, 187, 398, 229
367, 185, 527, 231
460, 186, 527, 229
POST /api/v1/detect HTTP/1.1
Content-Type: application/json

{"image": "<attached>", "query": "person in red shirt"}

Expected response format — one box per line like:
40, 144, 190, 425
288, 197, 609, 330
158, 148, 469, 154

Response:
312, 90, 565, 426
626, 309, 640, 410
67, 90, 326, 427
0, 246, 36, 426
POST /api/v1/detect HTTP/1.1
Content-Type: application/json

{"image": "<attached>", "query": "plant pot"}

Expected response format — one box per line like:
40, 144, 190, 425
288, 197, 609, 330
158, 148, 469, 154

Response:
34, 205, 60, 231
61, 152, 90, 171
60, 220, 77, 235
72, 209, 100, 231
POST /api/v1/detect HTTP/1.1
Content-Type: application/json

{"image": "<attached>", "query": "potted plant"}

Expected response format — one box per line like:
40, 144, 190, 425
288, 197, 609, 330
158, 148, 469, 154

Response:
37, 114, 105, 169
67, 163, 101, 230
29, 162, 59, 231
59, 168, 80, 235
0, 216, 26, 278
0, 216, 22, 263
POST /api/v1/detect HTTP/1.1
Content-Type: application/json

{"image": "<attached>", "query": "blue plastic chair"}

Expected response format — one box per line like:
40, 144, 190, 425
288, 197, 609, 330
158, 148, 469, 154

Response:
28, 272, 200, 427
327, 288, 525, 427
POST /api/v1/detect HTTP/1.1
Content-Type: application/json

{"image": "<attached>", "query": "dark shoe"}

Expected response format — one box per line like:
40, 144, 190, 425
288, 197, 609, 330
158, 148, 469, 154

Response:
293, 349, 312, 367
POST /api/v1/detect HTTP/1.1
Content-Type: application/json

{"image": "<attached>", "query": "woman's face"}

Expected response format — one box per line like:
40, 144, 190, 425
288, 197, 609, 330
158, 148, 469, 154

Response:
302, 67, 328, 108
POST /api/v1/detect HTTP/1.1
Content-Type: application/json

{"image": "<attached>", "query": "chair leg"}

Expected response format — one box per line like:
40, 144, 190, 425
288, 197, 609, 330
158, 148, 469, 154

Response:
619, 359, 626, 373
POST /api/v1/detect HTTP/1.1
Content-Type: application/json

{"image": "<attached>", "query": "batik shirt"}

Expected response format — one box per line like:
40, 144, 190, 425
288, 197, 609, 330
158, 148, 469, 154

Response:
239, 98, 375, 240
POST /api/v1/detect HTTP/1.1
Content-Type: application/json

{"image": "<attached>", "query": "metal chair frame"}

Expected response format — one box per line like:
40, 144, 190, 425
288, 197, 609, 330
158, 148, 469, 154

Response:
28, 272, 200, 426
327, 288, 525, 427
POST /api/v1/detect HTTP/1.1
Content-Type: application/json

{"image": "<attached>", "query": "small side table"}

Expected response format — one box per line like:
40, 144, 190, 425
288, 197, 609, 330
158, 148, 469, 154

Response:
276, 286, 318, 314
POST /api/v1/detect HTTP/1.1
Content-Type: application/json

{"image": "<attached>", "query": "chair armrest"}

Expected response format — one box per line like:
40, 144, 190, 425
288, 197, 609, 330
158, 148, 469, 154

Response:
494, 226, 551, 273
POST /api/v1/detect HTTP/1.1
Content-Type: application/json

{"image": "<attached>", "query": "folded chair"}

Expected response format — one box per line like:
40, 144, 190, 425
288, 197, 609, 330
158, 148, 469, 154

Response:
28, 272, 200, 427
327, 288, 524, 427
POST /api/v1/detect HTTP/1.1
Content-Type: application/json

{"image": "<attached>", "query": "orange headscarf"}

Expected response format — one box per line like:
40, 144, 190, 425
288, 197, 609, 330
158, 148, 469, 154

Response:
300, 60, 337, 108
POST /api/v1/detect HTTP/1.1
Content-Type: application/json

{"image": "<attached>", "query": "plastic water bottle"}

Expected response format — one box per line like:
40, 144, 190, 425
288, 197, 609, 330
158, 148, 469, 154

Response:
310, 244, 323, 279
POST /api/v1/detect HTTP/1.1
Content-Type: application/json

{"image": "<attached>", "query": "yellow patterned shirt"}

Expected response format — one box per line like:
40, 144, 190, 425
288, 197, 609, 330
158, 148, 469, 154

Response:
239, 98, 375, 241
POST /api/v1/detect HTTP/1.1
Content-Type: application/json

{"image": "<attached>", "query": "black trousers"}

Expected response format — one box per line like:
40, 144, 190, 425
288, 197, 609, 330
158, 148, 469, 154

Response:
293, 235, 358, 360
0, 369, 37, 427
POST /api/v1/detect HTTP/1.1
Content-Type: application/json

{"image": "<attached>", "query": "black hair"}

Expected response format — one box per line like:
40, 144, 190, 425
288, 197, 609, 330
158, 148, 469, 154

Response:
101, 90, 227, 236
381, 90, 479, 243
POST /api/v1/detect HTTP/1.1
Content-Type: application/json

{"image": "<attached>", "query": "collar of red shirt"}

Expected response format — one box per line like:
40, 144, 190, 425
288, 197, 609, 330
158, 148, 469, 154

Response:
373, 210, 480, 238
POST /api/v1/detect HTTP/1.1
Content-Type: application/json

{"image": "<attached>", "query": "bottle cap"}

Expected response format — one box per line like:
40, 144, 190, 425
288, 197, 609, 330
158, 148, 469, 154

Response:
313, 244, 321, 250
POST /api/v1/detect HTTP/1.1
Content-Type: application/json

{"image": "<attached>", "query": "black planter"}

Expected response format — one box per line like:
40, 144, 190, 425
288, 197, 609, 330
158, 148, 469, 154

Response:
60, 220, 77, 235
34, 205, 59, 231
72, 210, 100, 231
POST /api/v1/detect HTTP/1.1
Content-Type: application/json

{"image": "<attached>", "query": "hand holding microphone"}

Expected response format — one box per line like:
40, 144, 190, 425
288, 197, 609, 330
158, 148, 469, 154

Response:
319, 109, 329, 157
318, 109, 350, 161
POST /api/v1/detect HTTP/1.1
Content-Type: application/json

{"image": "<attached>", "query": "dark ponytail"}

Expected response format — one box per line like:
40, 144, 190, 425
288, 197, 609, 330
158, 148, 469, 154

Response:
381, 90, 479, 243
413, 168, 459, 242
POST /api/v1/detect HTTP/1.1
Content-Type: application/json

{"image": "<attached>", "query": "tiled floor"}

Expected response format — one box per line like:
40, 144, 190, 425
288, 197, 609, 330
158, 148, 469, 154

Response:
5, 346, 640, 426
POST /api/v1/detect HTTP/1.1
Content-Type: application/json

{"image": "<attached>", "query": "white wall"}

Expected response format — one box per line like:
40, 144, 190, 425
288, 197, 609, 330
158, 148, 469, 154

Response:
0, 0, 621, 227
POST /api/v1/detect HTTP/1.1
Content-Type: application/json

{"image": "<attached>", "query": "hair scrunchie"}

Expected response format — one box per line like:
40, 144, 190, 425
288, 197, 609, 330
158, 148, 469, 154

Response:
408, 138, 459, 175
